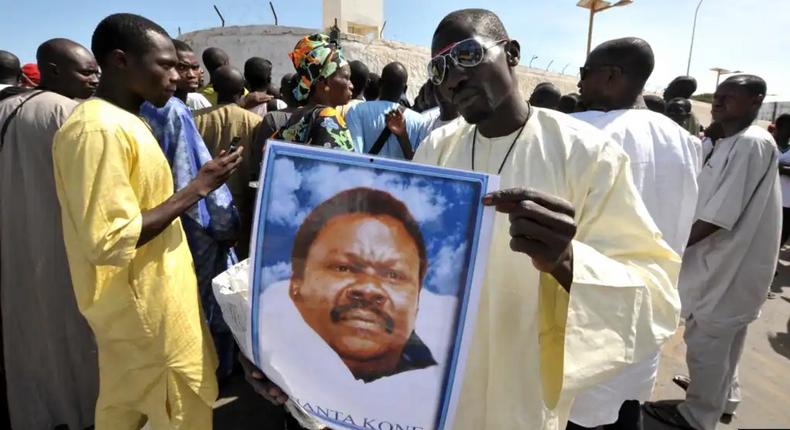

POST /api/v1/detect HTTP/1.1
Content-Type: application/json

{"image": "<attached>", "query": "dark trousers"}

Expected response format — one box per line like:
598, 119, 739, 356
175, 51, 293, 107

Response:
781, 207, 790, 246
566, 400, 643, 430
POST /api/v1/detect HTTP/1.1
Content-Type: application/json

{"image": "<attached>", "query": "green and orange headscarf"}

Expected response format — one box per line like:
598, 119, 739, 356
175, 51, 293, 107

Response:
289, 34, 348, 102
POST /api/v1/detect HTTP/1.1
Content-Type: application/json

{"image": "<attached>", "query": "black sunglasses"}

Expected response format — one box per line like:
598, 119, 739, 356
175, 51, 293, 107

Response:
428, 38, 509, 85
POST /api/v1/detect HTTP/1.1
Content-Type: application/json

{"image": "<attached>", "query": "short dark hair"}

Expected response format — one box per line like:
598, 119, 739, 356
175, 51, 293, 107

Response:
212, 65, 245, 97
349, 60, 369, 99
91, 13, 170, 66
202, 47, 229, 74
776, 113, 790, 130
643, 94, 666, 113
291, 188, 428, 283
721, 74, 767, 98
364, 72, 381, 101
172, 39, 193, 53
434, 9, 509, 42
244, 56, 273, 89
380, 62, 408, 98
558, 93, 579, 114
0, 50, 21, 82
592, 37, 654, 91
529, 82, 561, 109
666, 76, 697, 99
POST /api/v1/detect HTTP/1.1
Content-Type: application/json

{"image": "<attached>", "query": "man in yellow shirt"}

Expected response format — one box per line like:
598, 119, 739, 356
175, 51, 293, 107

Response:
52, 13, 242, 430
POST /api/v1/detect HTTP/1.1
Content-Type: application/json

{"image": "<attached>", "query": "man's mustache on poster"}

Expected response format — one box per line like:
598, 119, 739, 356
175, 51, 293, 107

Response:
331, 300, 396, 334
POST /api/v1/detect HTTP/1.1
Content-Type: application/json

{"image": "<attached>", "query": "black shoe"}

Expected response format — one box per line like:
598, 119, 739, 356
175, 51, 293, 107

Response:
642, 402, 695, 430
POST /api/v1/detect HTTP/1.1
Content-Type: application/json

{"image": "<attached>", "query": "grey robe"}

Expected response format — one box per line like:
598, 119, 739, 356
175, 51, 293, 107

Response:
0, 91, 98, 430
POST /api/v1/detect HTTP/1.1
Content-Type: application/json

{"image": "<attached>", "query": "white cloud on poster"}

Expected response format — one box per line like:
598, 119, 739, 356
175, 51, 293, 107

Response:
262, 261, 292, 285
424, 239, 468, 296
267, 158, 309, 225
265, 158, 450, 227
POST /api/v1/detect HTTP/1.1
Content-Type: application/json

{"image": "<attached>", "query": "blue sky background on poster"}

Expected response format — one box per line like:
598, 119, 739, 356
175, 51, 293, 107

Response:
259, 154, 480, 296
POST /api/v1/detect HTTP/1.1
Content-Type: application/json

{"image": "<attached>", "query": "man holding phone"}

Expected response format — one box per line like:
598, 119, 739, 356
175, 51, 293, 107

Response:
52, 14, 243, 429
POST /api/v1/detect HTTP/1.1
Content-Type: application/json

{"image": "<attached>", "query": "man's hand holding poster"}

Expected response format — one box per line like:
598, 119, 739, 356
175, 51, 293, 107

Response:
219, 141, 497, 430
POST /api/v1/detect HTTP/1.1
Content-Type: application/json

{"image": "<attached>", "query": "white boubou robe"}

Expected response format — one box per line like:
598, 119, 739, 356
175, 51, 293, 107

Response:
413, 108, 681, 429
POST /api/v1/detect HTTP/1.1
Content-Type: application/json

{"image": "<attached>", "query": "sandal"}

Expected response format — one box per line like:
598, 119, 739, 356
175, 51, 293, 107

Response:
672, 375, 690, 391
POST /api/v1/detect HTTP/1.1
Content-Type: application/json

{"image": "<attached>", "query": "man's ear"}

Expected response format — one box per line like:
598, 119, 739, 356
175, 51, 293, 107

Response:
752, 94, 766, 111
106, 49, 129, 71
289, 278, 302, 300
505, 40, 521, 67
43, 62, 59, 77
607, 66, 624, 83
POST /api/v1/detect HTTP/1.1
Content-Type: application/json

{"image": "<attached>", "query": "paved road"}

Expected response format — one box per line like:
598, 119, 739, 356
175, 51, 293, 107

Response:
646, 252, 790, 430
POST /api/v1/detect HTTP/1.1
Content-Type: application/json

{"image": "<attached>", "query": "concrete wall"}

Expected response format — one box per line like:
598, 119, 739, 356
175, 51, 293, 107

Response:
180, 24, 714, 125
690, 100, 712, 129
180, 24, 580, 102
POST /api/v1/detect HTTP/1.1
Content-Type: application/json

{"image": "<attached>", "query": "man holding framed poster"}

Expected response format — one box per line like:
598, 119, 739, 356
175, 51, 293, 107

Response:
223, 141, 498, 430
413, 8, 681, 430
232, 8, 681, 430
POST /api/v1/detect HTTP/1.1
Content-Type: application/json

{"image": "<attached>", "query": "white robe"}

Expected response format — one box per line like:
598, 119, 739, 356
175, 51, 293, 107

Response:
680, 126, 781, 329
568, 108, 700, 426
413, 107, 681, 429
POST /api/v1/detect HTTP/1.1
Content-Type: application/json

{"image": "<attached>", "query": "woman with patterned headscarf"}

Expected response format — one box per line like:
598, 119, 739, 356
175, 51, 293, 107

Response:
274, 34, 355, 151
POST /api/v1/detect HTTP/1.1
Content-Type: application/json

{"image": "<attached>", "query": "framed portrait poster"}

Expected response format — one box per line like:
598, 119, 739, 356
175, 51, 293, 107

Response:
248, 141, 498, 430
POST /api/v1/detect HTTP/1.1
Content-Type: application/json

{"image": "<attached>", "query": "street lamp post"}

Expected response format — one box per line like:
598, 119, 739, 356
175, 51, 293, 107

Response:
577, 0, 634, 56
529, 55, 538, 68
711, 67, 743, 88
686, 0, 704, 75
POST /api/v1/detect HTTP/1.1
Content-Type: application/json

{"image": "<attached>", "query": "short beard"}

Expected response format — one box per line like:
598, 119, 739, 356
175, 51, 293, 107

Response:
459, 106, 493, 125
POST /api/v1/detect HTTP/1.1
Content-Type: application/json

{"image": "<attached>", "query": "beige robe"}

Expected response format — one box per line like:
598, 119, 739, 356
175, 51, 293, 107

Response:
0, 91, 99, 430
194, 103, 262, 259
413, 108, 681, 429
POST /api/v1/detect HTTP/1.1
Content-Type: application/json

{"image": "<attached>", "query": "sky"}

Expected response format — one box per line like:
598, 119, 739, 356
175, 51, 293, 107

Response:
257, 154, 482, 296
3, 0, 788, 97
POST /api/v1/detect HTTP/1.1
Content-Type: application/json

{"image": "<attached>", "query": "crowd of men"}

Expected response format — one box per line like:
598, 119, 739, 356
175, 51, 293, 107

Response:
0, 7, 786, 430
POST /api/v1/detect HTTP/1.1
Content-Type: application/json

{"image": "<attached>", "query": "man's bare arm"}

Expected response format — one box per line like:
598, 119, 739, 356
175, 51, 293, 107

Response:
137, 147, 243, 247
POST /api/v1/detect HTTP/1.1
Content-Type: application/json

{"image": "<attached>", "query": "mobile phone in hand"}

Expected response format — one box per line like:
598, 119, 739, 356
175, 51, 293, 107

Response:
228, 137, 242, 154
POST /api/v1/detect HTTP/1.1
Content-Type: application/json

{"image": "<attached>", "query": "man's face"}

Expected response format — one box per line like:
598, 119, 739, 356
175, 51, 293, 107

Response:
175, 49, 201, 93
61, 48, 99, 99
126, 31, 179, 107
291, 213, 421, 365
431, 25, 515, 124
666, 100, 691, 125
773, 123, 790, 147
711, 83, 757, 123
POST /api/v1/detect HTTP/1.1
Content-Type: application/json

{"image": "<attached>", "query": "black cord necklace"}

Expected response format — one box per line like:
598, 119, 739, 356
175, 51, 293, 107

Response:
471, 103, 532, 174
